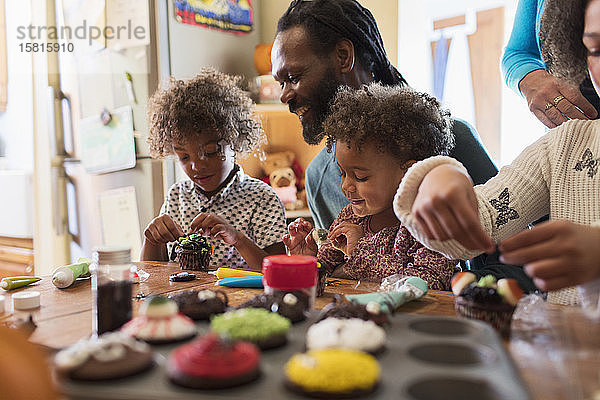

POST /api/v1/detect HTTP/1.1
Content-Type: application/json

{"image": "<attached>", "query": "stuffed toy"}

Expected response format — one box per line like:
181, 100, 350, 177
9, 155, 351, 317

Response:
260, 151, 306, 210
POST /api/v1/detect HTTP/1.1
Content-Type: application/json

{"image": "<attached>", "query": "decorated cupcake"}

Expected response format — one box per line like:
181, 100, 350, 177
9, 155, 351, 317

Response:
167, 333, 260, 389
210, 308, 291, 350
238, 291, 308, 323
121, 295, 197, 344
173, 234, 213, 271
306, 318, 386, 354
452, 273, 524, 339
54, 332, 154, 381
316, 295, 389, 326
168, 289, 228, 321
284, 349, 380, 398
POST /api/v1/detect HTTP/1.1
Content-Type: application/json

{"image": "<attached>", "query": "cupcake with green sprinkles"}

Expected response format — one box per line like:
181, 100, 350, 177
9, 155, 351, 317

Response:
284, 349, 380, 398
210, 308, 291, 350
173, 233, 213, 271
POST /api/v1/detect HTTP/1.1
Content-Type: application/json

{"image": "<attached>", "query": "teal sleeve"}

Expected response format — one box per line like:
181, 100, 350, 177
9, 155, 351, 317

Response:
501, 0, 546, 94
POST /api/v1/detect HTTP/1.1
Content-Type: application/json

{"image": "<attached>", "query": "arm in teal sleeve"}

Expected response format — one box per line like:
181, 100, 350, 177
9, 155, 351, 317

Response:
501, 0, 546, 94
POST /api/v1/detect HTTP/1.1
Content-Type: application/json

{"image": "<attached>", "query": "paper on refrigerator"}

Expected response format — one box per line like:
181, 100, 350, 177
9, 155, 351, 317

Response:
98, 186, 142, 261
78, 105, 135, 174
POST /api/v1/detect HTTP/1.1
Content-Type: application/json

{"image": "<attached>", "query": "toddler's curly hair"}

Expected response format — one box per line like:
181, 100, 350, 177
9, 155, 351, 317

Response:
147, 67, 264, 158
323, 83, 454, 164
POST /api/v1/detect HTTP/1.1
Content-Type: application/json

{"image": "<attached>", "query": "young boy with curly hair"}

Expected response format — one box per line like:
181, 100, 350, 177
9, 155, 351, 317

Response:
141, 68, 287, 269
284, 82, 457, 290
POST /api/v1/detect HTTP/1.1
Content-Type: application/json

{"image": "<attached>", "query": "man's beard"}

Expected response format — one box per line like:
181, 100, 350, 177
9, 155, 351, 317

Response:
300, 68, 341, 145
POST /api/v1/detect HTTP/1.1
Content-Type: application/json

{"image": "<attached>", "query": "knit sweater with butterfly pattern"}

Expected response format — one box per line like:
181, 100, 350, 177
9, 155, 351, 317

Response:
394, 118, 600, 305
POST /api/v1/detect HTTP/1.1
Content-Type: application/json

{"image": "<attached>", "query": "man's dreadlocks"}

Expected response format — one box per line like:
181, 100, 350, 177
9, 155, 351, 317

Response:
277, 0, 408, 87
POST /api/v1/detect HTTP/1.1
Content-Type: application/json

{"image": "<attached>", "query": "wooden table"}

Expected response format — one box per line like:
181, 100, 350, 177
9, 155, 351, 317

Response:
4, 261, 596, 400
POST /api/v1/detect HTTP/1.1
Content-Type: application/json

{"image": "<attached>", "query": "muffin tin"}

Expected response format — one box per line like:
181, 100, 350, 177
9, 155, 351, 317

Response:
58, 313, 531, 399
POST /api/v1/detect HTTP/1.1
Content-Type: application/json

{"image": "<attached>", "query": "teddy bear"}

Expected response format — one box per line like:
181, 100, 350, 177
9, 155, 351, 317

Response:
260, 151, 306, 211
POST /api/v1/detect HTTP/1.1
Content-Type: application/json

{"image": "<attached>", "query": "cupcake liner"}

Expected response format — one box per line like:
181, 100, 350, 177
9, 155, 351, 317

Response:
454, 296, 516, 339
176, 248, 211, 271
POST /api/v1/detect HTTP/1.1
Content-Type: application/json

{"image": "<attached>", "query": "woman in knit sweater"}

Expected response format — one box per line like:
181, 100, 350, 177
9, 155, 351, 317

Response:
394, 0, 600, 307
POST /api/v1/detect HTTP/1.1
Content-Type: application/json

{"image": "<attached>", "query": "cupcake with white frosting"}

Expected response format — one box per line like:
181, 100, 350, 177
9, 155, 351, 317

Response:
306, 317, 386, 354
54, 332, 154, 381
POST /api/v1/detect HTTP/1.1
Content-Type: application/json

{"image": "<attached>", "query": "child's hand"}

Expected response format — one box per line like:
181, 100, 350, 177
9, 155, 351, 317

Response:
144, 215, 184, 245
499, 220, 600, 291
412, 164, 495, 252
283, 218, 317, 255
328, 222, 364, 256
190, 213, 239, 245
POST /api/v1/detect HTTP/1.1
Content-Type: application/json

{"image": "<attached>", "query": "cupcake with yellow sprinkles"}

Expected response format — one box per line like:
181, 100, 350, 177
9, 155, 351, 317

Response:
284, 349, 380, 398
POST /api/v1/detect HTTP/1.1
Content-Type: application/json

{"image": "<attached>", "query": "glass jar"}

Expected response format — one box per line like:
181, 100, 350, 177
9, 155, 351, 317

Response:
91, 246, 133, 336
262, 255, 318, 312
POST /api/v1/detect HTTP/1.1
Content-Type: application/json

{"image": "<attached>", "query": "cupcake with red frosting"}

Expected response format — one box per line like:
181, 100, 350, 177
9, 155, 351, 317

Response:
167, 333, 260, 389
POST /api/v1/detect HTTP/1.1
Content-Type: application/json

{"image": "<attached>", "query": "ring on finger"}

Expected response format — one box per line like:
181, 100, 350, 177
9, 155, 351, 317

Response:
545, 102, 554, 111
553, 95, 565, 106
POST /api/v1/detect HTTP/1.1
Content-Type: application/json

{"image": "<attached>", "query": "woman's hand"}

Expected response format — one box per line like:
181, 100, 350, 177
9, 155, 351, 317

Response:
411, 164, 495, 252
143, 214, 184, 245
283, 218, 317, 255
190, 213, 239, 245
328, 222, 364, 256
499, 220, 600, 291
519, 69, 597, 128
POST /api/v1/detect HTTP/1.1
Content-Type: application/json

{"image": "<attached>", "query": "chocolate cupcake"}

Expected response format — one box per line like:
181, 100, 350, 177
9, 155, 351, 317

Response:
315, 295, 389, 326
173, 234, 213, 271
238, 291, 309, 323
168, 289, 228, 321
210, 308, 291, 350
54, 332, 154, 381
453, 275, 523, 339
167, 333, 260, 389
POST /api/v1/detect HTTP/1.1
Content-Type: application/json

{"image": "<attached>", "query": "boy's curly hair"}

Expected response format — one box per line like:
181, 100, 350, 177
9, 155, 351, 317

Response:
147, 67, 264, 158
322, 83, 454, 164
540, 0, 590, 85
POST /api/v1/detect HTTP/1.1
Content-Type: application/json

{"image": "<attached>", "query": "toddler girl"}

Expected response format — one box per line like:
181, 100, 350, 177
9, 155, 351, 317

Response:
141, 68, 287, 269
284, 83, 457, 290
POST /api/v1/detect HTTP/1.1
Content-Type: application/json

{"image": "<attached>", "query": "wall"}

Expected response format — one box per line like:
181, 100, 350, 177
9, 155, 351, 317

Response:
167, 0, 262, 80
0, 0, 34, 171
398, 0, 545, 166
259, 0, 398, 69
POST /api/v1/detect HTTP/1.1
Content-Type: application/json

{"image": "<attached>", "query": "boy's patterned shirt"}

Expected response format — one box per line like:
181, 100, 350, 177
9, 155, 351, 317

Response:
161, 166, 287, 268
317, 205, 457, 291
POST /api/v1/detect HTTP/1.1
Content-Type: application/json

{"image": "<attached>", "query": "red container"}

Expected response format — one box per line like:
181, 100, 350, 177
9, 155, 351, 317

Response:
262, 255, 318, 310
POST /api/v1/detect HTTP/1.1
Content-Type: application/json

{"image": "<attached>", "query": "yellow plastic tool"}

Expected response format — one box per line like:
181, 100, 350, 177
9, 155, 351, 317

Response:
209, 267, 262, 279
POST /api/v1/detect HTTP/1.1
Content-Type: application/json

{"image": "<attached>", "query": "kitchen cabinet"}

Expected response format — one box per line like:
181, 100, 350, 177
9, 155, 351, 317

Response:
0, 236, 34, 279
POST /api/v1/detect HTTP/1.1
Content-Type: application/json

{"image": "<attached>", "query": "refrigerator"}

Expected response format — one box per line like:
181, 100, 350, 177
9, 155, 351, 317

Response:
49, 0, 262, 262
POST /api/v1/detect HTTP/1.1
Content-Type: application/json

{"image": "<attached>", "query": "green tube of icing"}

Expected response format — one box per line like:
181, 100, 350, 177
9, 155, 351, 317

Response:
52, 258, 91, 289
